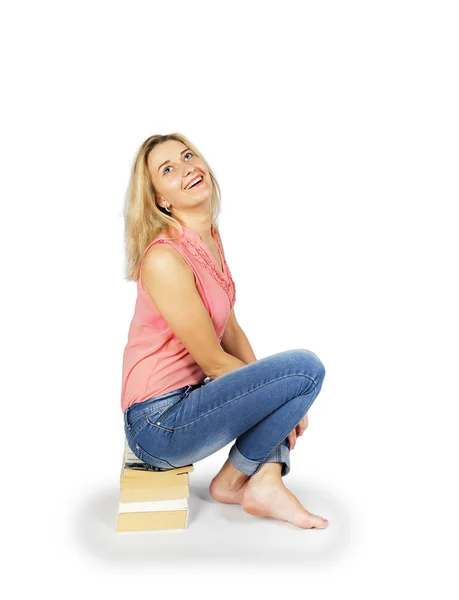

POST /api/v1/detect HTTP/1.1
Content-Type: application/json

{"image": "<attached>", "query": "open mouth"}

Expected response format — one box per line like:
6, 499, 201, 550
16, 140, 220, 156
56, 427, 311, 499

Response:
185, 175, 204, 190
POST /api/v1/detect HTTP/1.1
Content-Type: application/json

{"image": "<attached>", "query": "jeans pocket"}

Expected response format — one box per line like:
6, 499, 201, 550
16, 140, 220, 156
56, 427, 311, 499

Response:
125, 416, 151, 449
145, 386, 194, 430
146, 401, 180, 429
126, 411, 147, 433
133, 439, 177, 470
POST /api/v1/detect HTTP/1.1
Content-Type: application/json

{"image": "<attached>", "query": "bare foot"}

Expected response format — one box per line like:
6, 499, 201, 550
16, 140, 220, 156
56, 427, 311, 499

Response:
241, 475, 329, 529
209, 473, 250, 505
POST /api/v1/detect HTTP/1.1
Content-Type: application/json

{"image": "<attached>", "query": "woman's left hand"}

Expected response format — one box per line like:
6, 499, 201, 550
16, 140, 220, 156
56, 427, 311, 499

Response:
287, 413, 309, 450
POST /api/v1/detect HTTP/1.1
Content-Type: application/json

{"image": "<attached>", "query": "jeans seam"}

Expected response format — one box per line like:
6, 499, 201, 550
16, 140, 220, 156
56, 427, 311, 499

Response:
172, 372, 317, 431
277, 387, 317, 449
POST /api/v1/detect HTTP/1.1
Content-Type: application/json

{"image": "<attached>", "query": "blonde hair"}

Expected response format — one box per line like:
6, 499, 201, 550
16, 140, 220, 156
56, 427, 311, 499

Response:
123, 133, 222, 281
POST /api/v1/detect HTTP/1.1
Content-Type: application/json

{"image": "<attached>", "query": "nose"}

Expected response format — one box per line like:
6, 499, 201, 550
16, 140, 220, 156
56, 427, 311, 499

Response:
183, 167, 200, 185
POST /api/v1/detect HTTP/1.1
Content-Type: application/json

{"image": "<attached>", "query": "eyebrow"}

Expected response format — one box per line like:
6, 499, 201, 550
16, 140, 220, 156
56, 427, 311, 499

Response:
158, 148, 191, 172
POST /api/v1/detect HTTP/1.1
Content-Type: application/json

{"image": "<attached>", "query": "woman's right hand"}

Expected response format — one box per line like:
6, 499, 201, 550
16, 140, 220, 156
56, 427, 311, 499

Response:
287, 413, 309, 450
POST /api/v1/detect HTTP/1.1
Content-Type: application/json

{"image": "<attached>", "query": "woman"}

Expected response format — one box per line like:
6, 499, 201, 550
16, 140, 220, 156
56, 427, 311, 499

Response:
121, 133, 328, 529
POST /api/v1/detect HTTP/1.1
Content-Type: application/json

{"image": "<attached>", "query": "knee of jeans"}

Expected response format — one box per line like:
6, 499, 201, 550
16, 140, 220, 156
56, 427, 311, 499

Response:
292, 349, 326, 386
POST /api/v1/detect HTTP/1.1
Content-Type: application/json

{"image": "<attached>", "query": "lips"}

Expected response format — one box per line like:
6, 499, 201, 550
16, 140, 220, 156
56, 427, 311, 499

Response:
184, 174, 204, 190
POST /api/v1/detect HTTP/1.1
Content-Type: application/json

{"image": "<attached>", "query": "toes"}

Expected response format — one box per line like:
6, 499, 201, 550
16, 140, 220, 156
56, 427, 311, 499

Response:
300, 513, 328, 529
313, 516, 329, 528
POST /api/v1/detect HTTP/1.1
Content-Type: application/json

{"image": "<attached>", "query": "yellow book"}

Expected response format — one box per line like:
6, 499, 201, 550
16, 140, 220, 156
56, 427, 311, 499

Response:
117, 510, 188, 532
116, 438, 194, 532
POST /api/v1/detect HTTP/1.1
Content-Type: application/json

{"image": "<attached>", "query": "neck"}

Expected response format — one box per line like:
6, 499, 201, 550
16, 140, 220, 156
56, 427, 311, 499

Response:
175, 213, 213, 240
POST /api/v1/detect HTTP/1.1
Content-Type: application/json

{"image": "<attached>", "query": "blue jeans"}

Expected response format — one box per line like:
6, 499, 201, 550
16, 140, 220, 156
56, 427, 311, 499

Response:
123, 349, 326, 477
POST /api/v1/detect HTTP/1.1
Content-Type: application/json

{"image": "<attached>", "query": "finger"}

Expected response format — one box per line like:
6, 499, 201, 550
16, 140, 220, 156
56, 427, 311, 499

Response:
298, 415, 309, 436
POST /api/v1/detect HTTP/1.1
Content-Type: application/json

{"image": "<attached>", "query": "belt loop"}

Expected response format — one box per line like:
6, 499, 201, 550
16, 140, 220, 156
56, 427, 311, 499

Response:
124, 407, 131, 431
184, 384, 192, 399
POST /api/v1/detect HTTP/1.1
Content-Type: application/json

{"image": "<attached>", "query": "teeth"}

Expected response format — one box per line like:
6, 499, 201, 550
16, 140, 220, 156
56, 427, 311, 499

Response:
185, 176, 203, 190
187, 178, 201, 189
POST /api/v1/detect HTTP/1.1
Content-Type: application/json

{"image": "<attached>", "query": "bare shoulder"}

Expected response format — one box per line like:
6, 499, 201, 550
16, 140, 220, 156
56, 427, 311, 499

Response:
143, 240, 186, 269
141, 241, 194, 293
137, 237, 226, 378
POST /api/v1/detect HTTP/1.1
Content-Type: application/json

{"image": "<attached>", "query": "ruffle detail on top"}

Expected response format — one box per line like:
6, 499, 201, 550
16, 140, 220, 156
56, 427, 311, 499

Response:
181, 231, 236, 309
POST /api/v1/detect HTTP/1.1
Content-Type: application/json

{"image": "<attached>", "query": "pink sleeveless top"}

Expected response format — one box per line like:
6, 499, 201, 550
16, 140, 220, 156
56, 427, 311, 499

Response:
120, 223, 236, 412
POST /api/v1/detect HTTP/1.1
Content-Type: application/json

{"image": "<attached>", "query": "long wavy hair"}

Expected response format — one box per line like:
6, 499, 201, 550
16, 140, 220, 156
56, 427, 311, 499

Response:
123, 133, 222, 281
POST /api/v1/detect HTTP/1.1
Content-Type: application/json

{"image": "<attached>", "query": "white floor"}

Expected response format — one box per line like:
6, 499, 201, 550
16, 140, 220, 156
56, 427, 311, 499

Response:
47, 435, 457, 597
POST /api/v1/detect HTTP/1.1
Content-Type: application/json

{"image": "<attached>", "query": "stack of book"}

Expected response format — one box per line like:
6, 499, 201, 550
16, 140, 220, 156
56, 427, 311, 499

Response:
116, 438, 194, 532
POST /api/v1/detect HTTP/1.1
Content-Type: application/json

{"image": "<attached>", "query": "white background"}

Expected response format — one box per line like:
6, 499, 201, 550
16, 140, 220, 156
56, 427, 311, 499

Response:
2, 0, 458, 597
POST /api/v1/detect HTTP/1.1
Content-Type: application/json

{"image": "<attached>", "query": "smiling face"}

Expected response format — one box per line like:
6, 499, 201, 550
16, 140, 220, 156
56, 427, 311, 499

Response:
147, 139, 211, 214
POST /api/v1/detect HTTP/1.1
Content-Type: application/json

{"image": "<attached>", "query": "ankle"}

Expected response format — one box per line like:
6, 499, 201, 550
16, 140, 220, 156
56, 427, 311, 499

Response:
251, 462, 283, 481
217, 459, 250, 487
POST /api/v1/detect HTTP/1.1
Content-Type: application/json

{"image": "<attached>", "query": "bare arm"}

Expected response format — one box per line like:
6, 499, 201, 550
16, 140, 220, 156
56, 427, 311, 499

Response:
212, 228, 257, 367
221, 308, 257, 365
141, 243, 245, 380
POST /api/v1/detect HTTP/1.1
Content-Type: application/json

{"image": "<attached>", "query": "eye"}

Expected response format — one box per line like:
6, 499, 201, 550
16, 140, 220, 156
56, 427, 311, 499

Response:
163, 152, 194, 175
